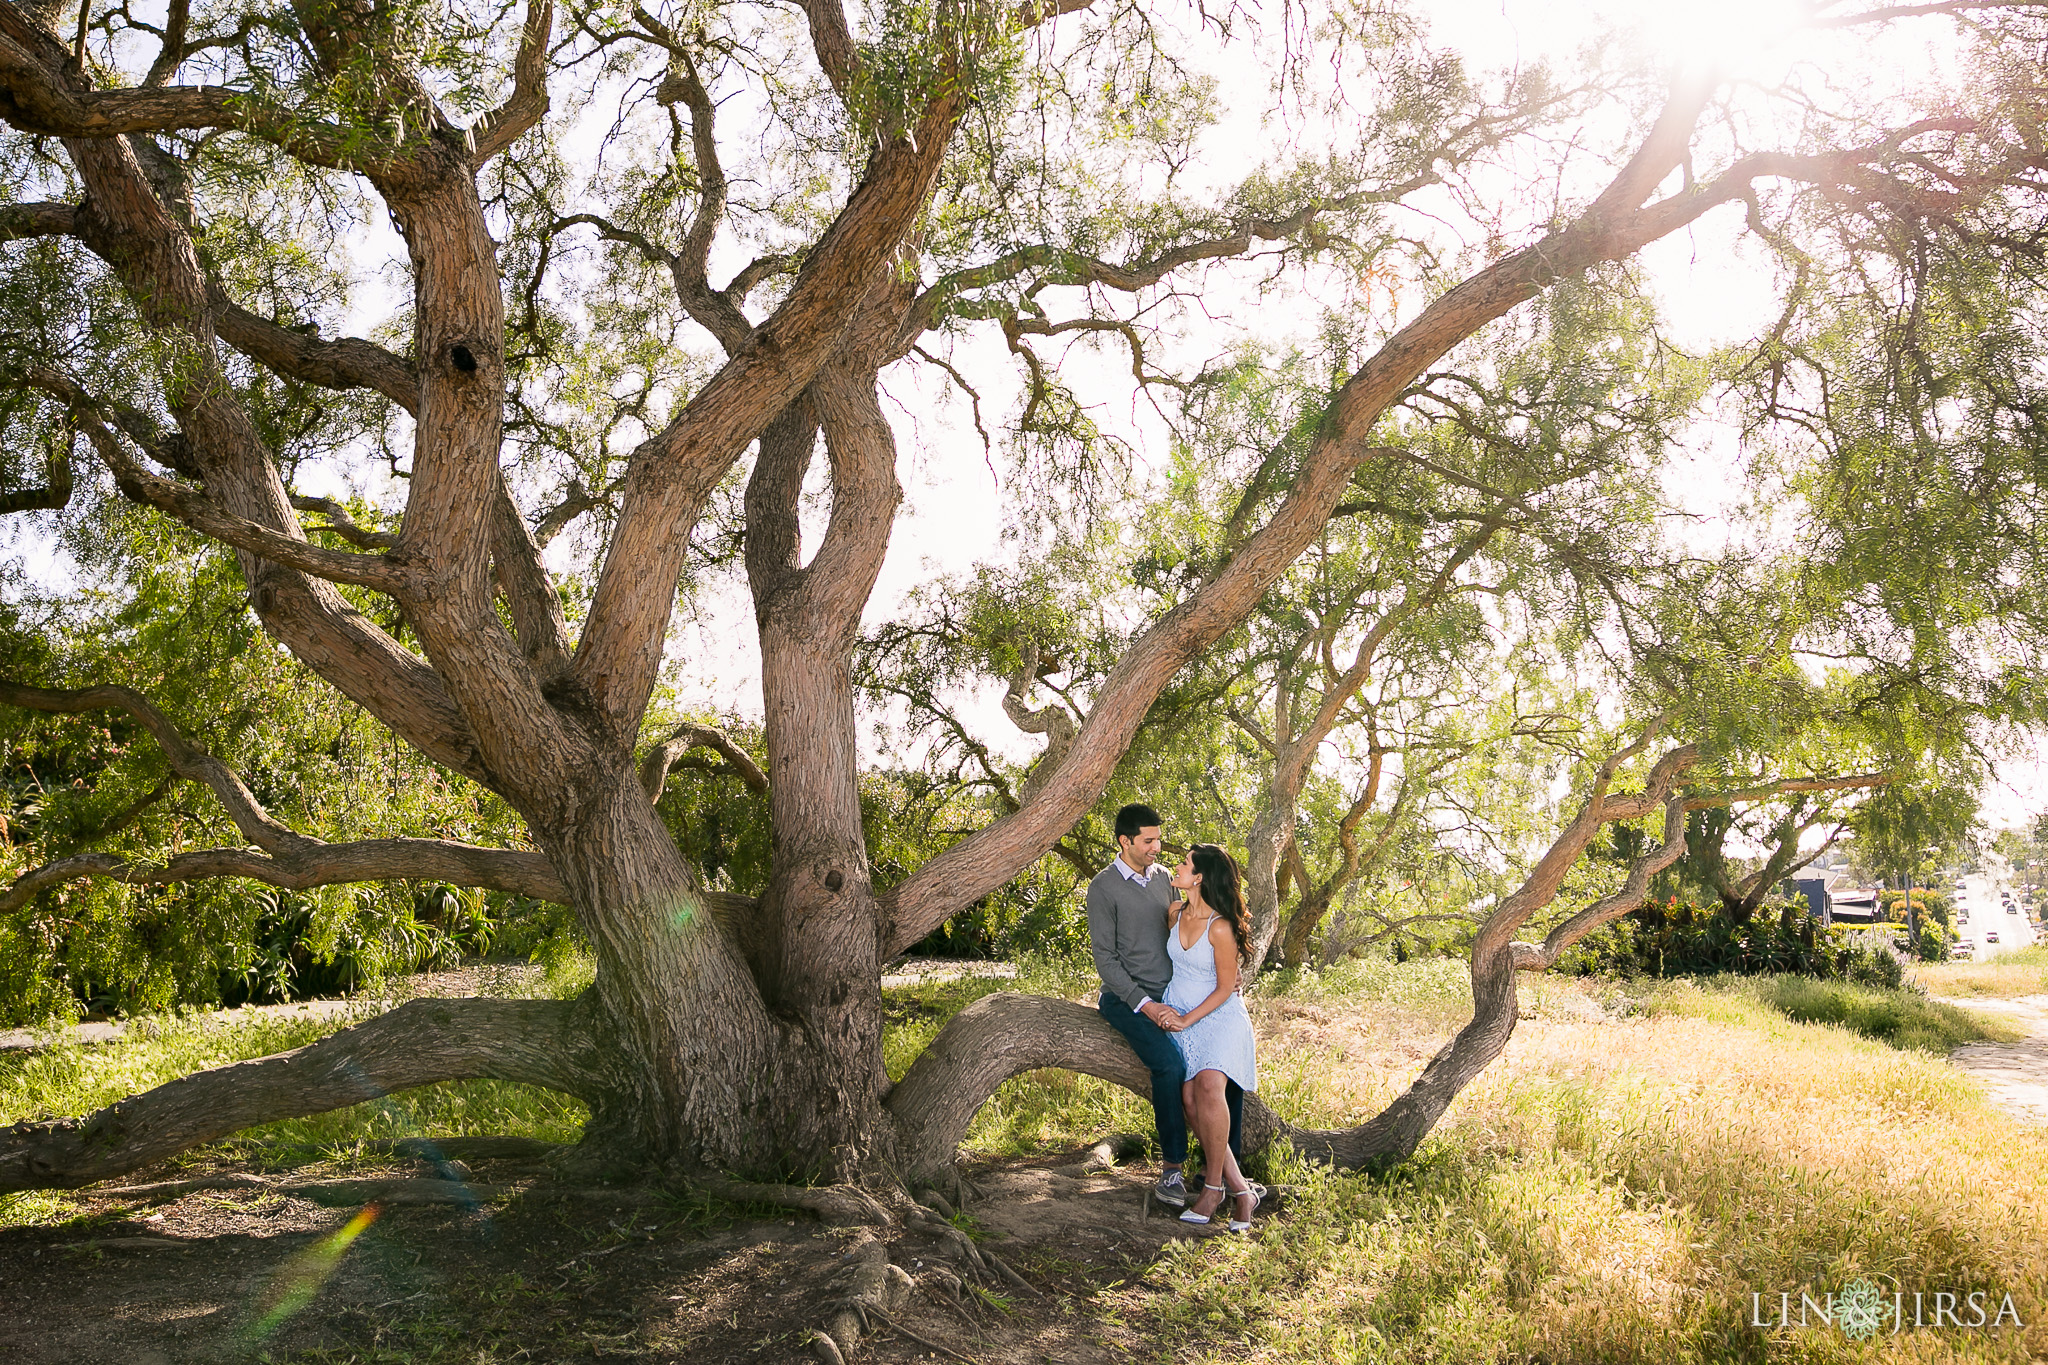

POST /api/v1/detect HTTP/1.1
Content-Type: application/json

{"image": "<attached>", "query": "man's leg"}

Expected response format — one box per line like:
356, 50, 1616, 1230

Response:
1098, 993, 1188, 1178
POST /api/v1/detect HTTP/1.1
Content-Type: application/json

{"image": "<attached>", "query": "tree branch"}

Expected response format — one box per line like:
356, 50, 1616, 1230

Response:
0, 996, 592, 1192
0, 839, 568, 912
639, 721, 769, 800
1001, 640, 1077, 804
55, 390, 414, 594
491, 471, 573, 676
291, 495, 396, 549
571, 91, 964, 742
636, 9, 753, 353
0, 198, 78, 242
0, 3, 423, 178
17, 25, 494, 789
531, 477, 597, 547
212, 296, 421, 414
469, 0, 553, 162
0, 679, 569, 904
0, 415, 73, 514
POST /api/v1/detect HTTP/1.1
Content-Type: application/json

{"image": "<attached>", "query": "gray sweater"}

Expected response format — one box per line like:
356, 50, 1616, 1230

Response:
1086, 860, 1175, 1009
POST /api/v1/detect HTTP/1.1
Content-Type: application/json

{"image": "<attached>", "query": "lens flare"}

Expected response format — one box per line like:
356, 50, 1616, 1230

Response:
669, 892, 698, 932
247, 1203, 382, 1340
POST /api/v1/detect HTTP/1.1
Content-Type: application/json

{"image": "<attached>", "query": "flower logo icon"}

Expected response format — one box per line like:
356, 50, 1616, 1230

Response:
1836, 1279, 1888, 1340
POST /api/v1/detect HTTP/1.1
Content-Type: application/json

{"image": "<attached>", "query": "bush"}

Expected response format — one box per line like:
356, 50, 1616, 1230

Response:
1557, 897, 1904, 985
1880, 887, 1952, 928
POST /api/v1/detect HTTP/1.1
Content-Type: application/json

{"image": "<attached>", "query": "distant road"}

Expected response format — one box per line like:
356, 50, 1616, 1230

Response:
1951, 872, 2039, 961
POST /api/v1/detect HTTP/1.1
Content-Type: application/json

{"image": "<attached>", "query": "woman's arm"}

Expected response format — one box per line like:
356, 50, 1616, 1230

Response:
1174, 919, 1242, 1028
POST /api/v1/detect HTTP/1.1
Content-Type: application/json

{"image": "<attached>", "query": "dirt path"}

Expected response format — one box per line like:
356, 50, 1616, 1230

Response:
1936, 993, 2048, 1125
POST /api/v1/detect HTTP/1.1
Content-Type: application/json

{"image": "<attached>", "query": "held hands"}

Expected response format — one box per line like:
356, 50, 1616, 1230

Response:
1142, 1001, 1189, 1032
1141, 1001, 1188, 1031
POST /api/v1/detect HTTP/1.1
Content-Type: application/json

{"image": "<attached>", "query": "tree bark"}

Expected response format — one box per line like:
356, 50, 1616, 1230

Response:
887, 992, 1283, 1184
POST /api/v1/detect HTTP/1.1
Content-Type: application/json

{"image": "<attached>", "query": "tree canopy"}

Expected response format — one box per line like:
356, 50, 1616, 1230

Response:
2, 0, 2046, 1192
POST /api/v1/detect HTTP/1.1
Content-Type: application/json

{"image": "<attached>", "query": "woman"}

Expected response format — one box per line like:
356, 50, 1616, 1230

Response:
1160, 842, 1261, 1232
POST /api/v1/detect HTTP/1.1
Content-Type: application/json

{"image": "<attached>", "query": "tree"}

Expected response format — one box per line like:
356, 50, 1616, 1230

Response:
2, 0, 2045, 1194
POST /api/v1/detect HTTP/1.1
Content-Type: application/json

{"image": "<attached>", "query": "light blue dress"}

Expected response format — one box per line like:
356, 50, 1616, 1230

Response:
1163, 911, 1258, 1092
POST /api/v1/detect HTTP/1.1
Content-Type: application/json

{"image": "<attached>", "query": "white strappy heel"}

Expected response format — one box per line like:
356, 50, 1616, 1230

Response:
1179, 1183, 1226, 1224
1227, 1181, 1261, 1233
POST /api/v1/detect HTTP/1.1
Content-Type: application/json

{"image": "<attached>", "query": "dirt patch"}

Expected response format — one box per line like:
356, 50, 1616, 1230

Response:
0, 1147, 1230, 1364
1937, 993, 2048, 1125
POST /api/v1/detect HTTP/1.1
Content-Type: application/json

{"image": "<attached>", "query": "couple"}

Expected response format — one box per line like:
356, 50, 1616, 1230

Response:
1088, 802, 1262, 1231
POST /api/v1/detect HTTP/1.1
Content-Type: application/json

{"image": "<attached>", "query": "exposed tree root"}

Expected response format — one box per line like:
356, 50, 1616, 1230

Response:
978, 1246, 1043, 1299
87, 1173, 510, 1205
1056, 1131, 1148, 1177
810, 1232, 916, 1362
87, 1170, 682, 1208
90, 1173, 272, 1200
0, 997, 592, 1193
867, 1305, 980, 1364
697, 1176, 896, 1227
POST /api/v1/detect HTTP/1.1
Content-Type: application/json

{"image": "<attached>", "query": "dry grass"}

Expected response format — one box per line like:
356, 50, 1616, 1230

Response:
1910, 944, 2048, 999
1111, 968, 2048, 1363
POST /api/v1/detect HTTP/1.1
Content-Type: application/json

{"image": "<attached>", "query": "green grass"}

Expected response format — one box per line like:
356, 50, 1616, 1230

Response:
1642, 975, 2027, 1053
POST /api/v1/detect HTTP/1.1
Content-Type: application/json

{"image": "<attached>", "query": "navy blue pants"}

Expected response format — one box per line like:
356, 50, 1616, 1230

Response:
1098, 992, 1242, 1165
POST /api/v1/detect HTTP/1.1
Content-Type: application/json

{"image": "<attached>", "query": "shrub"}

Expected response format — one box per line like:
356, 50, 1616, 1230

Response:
1557, 897, 1905, 984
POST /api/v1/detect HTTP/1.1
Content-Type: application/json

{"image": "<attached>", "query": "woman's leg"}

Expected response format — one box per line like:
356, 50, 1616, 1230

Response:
1184, 1070, 1235, 1219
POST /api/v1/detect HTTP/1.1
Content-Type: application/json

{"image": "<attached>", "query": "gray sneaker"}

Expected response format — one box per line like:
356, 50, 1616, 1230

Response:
1153, 1168, 1189, 1207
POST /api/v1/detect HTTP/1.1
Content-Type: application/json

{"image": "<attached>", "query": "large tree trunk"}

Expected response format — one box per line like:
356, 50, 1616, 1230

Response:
533, 772, 786, 1171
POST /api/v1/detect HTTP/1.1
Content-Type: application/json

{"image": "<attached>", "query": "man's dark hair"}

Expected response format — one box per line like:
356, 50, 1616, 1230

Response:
1114, 803, 1162, 841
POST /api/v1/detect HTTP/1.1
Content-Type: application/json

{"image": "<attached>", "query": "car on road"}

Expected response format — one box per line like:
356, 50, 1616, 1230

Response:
2009, 904, 2021, 914
1986, 930, 2001, 943
1951, 942, 1977, 959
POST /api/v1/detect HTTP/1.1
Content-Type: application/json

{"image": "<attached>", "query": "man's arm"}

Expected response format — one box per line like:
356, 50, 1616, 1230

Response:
1086, 878, 1149, 1010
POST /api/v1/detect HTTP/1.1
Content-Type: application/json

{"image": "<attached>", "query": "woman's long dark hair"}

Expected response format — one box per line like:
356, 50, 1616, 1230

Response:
1190, 843, 1252, 966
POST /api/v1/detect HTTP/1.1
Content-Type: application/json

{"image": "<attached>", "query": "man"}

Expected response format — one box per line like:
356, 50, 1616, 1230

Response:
1088, 802, 1244, 1207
